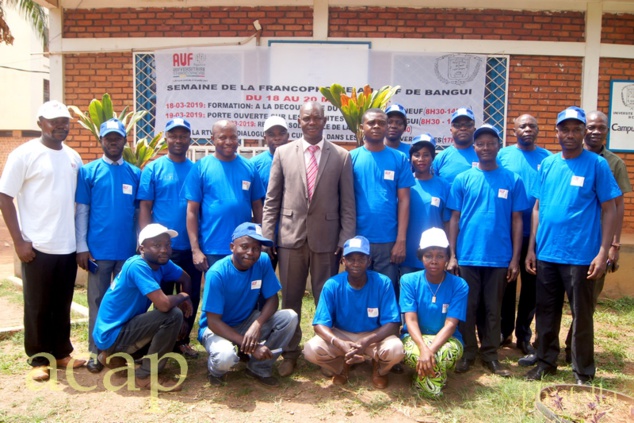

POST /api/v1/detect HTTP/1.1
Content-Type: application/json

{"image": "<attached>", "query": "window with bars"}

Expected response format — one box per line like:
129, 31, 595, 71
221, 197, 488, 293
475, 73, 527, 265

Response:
134, 53, 509, 147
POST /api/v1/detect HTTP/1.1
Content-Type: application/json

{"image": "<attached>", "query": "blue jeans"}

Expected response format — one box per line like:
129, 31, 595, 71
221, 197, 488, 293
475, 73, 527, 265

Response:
201, 309, 298, 378
88, 259, 125, 354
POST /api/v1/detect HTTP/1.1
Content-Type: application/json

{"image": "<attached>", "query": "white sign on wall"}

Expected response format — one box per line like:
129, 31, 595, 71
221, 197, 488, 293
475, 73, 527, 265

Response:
608, 80, 634, 152
155, 45, 487, 146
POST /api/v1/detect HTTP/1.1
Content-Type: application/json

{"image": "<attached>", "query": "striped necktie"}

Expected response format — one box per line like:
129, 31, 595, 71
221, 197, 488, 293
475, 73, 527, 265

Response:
306, 145, 319, 201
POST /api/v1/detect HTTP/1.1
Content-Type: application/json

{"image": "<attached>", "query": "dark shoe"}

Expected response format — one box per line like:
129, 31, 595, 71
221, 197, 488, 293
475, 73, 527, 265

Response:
565, 349, 572, 364
517, 340, 536, 355
518, 353, 538, 367
390, 362, 404, 374
371, 360, 388, 389
500, 335, 513, 347
525, 364, 557, 381
482, 360, 511, 377
177, 344, 199, 359
332, 363, 349, 385
135, 375, 183, 392
56, 355, 86, 369
455, 358, 475, 373
97, 351, 128, 369
277, 358, 297, 377
575, 376, 592, 386
86, 357, 104, 373
245, 368, 279, 387
208, 373, 226, 386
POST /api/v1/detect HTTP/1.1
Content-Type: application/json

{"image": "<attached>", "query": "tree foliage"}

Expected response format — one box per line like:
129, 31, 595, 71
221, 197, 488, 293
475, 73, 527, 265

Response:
0, 0, 48, 46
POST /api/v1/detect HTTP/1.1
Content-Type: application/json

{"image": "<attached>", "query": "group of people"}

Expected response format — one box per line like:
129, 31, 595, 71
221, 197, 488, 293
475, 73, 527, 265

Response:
0, 97, 628, 397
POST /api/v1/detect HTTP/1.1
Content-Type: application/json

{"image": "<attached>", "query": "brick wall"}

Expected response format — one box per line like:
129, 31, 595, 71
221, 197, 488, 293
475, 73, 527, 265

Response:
505, 55, 583, 152
0, 135, 31, 173
63, 7, 313, 38
329, 7, 585, 41
602, 13, 634, 45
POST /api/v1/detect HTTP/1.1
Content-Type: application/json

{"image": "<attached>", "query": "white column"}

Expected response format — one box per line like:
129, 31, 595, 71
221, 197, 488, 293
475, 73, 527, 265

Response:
48, 7, 65, 102
313, 0, 329, 40
581, 1, 602, 112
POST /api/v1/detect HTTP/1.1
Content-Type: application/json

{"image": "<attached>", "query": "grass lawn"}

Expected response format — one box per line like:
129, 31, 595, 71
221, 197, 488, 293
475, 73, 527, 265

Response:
0, 282, 632, 422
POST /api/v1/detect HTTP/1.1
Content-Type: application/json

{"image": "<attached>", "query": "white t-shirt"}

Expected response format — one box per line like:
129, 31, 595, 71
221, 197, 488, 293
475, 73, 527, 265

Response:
0, 138, 82, 254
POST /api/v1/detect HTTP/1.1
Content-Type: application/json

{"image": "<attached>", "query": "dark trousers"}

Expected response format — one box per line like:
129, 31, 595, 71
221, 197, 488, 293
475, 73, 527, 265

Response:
535, 260, 595, 380
160, 249, 203, 346
22, 250, 77, 367
459, 266, 507, 362
501, 237, 536, 343
277, 243, 339, 360
564, 272, 605, 354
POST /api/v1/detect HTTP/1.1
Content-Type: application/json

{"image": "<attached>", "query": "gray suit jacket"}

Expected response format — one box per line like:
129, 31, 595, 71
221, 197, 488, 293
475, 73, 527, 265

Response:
262, 138, 356, 253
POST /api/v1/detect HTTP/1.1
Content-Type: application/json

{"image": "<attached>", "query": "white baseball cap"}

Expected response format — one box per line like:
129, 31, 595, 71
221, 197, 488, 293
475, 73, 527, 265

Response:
263, 116, 288, 133
419, 227, 449, 250
139, 223, 178, 245
37, 100, 72, 120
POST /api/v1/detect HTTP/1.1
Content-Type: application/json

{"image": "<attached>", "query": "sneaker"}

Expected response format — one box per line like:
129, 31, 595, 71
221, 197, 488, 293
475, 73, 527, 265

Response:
177, 344, 199, 359
245, 368, 279, 386
208, 373, 226, 386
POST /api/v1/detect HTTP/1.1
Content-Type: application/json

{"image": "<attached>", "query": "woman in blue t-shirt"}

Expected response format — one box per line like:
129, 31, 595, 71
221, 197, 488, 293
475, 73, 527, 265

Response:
399, 227, 469, 398
401, 135, 451, 275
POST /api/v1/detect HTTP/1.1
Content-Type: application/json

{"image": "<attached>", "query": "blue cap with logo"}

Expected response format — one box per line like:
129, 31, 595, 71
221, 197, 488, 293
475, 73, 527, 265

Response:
99, 118, 126, 138
474, 123, 501, 140
412, 132, 437, 147
385, 104, 407, 120
556, 107, 586, 125
231, 222, 273, 247
165, 118, 191, 133
343, 236, 371, 256
451, 107, 475, 123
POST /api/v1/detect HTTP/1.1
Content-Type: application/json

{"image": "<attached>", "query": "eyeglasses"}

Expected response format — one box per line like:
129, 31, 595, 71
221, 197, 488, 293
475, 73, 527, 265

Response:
452, 122, 475, 129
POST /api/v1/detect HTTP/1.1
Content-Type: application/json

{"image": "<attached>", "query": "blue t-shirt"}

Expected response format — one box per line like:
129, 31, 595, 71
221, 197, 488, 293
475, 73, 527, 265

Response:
448, 166, 530, 267
137, 156, 193, 250
350, 146, 415, 243
250, 150, 274, 199
432, 145, 479, 185
75, 159, 141, 260
388, 142, 411, 158
536, 150, 621, 265
402, 176, 451, 269
93, 255, 183, 350
498, 145, 552, 237
183, 155, 265, 255
313, 270, 401, 333
399, 270, 469, 345
198, 253, 280, 340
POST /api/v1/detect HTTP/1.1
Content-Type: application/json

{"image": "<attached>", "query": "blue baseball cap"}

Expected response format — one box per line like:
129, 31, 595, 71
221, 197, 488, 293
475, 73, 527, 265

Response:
412, 132, 437, 147
99, 118, 126, 138
343, 236, 371, 256
231, 222, 273, 247
451, 107, 475, 123
556, 107, 586, 125
474, 124, 501, 140
165, 118, 191, 133
385, 104, 407, 120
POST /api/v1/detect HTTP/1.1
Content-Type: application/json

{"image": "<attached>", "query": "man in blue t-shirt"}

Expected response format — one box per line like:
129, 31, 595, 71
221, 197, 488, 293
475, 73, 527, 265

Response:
524, 107, 620, 385
75, 118, 141, 373
138, 118, 202, 360
448, 124, 529, 377
304, 236, 405, 389
93, 223, 193, 391
432, 107, 479, 185
350, 108, 414, 292
198, 222, 298, 386
384, 104, 411, 157
498, 114, 552, 358
184, 120, 265, 272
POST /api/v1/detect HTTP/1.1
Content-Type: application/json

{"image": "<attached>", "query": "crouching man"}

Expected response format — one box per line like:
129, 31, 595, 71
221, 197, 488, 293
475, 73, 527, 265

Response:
198, 222, 298, 386
93, 223, 193, 391
304, 236, 404, 389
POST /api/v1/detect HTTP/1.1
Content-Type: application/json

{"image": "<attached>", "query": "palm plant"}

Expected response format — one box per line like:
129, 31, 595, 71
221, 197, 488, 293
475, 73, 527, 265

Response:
68, 93, 167, 169
0, 0, 48, 45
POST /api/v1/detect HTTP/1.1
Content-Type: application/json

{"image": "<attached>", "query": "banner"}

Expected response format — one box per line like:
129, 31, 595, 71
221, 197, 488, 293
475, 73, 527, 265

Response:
155, 45, 487, 146
608, 80, 634, 152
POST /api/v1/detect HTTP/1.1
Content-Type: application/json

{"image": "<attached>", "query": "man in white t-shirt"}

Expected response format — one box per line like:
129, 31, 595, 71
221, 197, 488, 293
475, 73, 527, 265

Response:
0, 101, 85, 381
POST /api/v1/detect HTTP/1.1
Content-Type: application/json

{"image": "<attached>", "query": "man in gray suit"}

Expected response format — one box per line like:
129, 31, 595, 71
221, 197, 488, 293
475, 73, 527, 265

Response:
262, 101, 356, 377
